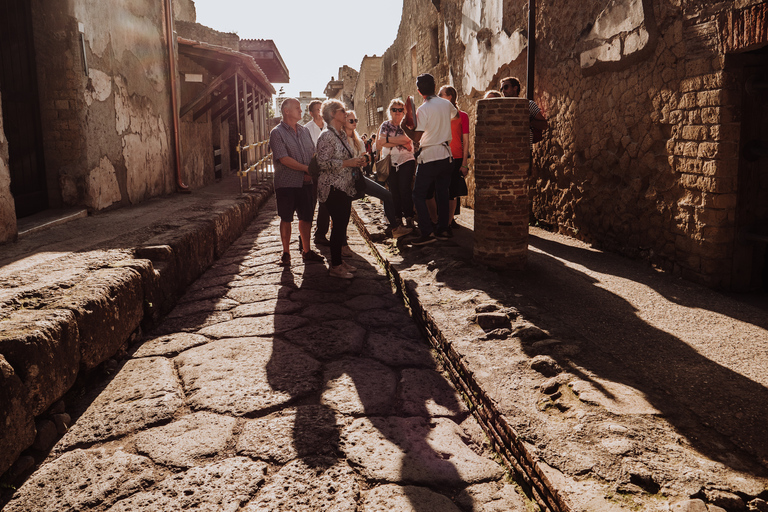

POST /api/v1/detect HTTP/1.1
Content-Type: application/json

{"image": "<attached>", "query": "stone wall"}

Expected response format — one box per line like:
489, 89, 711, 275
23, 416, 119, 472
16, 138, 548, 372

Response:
370, 0, 768, 289
352, 56, 383, 138
29, 0, 176, 212
0, 92, 17, 243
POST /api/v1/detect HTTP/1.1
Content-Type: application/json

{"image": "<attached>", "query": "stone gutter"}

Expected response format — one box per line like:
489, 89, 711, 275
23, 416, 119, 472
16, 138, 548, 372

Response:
351, 207, 571, 512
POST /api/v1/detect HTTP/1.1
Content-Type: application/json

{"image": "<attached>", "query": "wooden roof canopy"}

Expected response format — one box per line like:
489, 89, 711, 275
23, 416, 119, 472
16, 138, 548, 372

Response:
177, 37, 277, 122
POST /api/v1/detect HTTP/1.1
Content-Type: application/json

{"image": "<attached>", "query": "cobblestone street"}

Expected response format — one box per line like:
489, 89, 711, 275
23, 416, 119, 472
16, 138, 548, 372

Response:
3, 199, 527, 512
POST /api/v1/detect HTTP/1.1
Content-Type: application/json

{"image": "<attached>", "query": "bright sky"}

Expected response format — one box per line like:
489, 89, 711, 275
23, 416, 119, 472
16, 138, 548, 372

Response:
193, 0, 404, 101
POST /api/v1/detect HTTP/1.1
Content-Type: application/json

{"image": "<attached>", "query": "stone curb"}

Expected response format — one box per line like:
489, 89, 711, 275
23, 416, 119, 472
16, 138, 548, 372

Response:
350, 208, 571, 512
0, 183, 274, 476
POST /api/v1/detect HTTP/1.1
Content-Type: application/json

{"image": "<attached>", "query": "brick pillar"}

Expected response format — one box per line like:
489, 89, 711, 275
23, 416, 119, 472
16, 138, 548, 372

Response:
473, 98, 529, 269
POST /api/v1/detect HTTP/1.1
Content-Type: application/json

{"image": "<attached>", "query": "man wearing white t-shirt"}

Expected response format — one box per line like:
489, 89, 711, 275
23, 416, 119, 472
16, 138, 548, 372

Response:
400, 73, 457, 245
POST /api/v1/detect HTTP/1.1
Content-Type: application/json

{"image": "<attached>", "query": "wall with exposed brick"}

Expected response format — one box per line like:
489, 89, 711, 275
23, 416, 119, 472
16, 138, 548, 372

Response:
474, 98, 530, 269
28, 0, 176, 212
369, 0, 768, 290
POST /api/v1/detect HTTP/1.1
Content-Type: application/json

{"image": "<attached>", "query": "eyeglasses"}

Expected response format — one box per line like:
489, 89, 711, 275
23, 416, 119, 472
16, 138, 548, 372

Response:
390, 108, 404, 112
348, 119, 358, 124
502, 83, 517, 90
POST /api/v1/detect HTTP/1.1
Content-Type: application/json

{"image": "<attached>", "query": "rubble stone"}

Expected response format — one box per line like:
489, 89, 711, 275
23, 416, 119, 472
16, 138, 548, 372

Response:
175, 337, 321, 416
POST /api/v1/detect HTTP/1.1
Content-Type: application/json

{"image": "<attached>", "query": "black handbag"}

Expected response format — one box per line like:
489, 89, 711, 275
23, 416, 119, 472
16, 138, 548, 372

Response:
332, 130, 366, 200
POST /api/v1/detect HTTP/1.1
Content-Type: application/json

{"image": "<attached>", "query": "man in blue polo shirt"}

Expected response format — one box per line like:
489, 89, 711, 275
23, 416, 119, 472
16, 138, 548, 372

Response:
269, 98, 324, 266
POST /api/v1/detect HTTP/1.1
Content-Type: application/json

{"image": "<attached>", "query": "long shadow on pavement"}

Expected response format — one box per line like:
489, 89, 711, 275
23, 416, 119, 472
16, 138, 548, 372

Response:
391, 225, 768, 479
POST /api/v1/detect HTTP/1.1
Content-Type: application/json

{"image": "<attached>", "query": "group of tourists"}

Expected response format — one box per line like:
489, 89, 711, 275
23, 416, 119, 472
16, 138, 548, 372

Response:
268, 73, 546, 279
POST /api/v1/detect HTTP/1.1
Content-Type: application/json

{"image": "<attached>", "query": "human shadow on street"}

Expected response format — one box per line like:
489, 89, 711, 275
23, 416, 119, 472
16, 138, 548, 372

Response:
528, 231, 768, 332
267, 223, 473, 510
391, 227, 768, 477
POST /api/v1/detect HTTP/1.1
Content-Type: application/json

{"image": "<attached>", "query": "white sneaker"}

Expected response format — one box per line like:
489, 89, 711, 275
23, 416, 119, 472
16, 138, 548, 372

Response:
392, 225, 413, 239
341, 261, 357, 272
329, 265, 354, 279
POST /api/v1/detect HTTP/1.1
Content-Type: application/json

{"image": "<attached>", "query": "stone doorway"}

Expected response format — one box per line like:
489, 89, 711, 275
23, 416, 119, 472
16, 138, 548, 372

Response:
732, 46, 768, 292
0, 0, 48, 218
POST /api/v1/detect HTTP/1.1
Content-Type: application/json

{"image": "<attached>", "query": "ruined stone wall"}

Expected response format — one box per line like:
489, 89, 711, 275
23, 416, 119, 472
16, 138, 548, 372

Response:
174, 0, 197, 23
353, 56, 383, 138
175, 20, 239, 50
30, 0, 175, 212
375, 0, 766, 288
380, 0, 450, 111
339, 65, 359, 109
0, 93, 17, 242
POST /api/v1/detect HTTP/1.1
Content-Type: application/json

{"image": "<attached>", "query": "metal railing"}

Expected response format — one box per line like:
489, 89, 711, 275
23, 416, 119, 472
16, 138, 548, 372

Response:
236, 138, 272, 193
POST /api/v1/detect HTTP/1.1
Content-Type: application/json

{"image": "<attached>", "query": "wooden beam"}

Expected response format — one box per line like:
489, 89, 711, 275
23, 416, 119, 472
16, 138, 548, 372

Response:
179, 65, 237, 118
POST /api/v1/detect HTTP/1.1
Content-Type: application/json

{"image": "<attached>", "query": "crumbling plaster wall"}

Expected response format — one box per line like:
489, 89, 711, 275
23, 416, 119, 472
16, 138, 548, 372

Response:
0, 93, 17, 243
379, 0, 754, 287
32, 0, 175, 212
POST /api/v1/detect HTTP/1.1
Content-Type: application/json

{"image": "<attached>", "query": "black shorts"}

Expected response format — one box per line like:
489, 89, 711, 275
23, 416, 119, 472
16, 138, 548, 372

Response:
276, 184, 315, 223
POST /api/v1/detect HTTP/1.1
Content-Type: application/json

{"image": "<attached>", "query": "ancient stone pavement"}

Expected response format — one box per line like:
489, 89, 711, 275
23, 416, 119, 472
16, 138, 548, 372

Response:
3, 199, 528, 512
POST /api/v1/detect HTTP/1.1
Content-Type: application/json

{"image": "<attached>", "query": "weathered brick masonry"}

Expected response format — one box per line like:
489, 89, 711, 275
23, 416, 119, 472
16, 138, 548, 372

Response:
473, 98, 530, 269
363, 0, 768, 290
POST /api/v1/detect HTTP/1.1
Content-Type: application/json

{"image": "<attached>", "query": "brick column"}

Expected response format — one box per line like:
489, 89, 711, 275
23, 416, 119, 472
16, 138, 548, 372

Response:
473, 98, 529, 269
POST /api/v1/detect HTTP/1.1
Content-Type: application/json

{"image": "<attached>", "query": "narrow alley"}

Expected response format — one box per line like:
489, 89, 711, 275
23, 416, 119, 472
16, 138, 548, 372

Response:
2, 199, 527, 512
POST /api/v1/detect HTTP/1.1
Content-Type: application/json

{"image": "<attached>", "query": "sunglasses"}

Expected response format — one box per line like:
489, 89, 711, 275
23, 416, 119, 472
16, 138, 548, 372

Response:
390, 108, 404, 112
502, 83, 517, 90
348, 119, 358, 124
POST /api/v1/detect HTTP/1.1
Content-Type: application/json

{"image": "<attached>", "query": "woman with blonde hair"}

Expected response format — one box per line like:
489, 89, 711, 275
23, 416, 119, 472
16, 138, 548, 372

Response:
344, 110, 411, 239
376, 98, 417, 230
315, 100, 367, 278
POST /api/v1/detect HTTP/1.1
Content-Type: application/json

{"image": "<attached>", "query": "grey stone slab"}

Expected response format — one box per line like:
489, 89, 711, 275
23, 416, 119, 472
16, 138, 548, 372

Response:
345, 278, 393, 296
230, 299, 302, 318
109, 457, 267, 512
152, 311, 233, 335
0, 309, 79, 416
289, 289, 348, 304
0, 355, 35, 476
366, 332, 435, 367
57, 357, 183, 449
300, 302, 355, 320
133, 412, 236, 468
322, 358, 397, 416
358, 309, 414, 329
187, 273, 238, 290
341, 416, 504, 486
175, 337, 321, 416
283, 319, 366, 360
49, 267, 145, 369
400, 369, 469, 418
229, 272, 299, 287
244, 457, 358, 512
166, 298, 239, 319
179, 285, 230, 303
4, 448, 155, 512
454, 481, 529, 512
236, 405, 338, 463
133, 332, 209, 357
343, 294, 399, 311
362, 484, 461, 512
197, 314, 308, 338
226, 284, 286, 303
